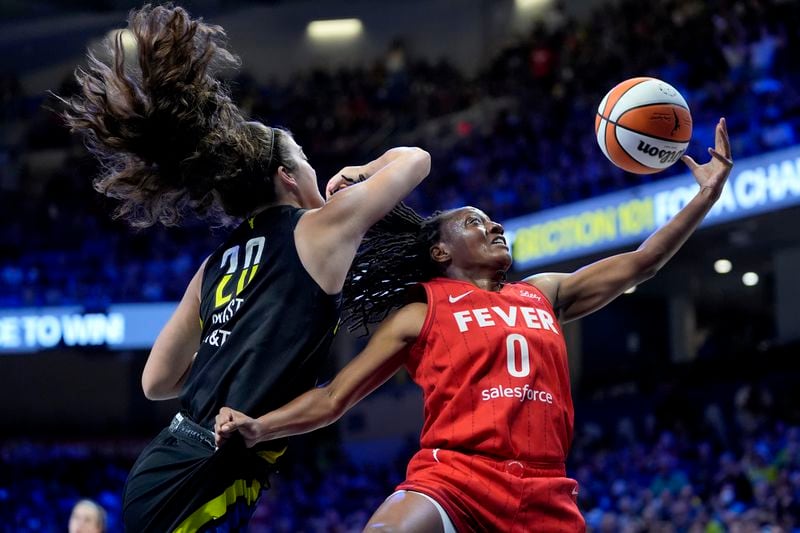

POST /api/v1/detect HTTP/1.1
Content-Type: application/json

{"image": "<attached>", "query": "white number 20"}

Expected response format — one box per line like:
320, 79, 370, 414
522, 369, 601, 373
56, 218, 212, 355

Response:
505, 333, 531, 377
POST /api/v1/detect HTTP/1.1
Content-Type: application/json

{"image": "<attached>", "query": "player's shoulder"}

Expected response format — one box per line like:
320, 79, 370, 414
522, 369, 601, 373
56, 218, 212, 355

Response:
519, 273, 567, 306
380, 302, 428, 343
391, 301, 428, 323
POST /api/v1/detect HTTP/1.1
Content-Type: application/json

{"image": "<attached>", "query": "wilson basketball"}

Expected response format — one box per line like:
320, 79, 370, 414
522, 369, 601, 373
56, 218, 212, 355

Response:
595, 77, 692, 174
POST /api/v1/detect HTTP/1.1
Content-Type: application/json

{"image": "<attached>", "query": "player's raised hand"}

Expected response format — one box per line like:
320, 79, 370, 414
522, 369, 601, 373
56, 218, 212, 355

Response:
681, 117, 734, 196
214, 406, 263, 448
325, 167, 367, 199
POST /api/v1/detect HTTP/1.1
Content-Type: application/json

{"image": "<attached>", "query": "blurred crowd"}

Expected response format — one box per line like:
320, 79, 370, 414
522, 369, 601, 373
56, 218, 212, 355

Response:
574, 387, 800, 532
4, 2, 800, 531
5, 355, 800, 532
0, 0, 799, 306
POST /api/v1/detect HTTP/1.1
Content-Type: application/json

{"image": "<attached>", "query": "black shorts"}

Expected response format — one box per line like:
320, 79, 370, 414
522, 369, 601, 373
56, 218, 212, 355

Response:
123, 413, 282, 532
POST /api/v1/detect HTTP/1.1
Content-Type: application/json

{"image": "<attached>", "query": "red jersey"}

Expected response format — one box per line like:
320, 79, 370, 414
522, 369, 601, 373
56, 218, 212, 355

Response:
406, 277, 574, 463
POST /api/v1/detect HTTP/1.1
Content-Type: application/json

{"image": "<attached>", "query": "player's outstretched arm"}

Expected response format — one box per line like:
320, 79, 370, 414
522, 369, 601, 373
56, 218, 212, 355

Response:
526, 118, 733, 323
294, 147, 431, 295
214, 302, 426, 448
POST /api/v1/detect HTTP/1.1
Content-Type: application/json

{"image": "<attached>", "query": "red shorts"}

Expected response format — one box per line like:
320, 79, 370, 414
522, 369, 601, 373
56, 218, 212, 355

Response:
396, 448, 585, 533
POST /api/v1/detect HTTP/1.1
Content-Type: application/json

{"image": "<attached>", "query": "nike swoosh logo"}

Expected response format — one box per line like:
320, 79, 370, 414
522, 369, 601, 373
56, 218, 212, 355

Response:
448, 290, 473, 303
572, 487, 579, 496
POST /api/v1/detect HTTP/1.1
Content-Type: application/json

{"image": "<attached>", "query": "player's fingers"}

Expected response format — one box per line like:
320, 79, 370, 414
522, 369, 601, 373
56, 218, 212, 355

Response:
325, 175, 344, 197
218, 406, 233, 419
326, 175, 354, 197
218, 422, 236, 435
215, 408, 237, 432
708, 148, 733, 167
215, 431, 232, 447
716, 117, 731, 157
680, 155, 699, 171
325, 183, 338, 198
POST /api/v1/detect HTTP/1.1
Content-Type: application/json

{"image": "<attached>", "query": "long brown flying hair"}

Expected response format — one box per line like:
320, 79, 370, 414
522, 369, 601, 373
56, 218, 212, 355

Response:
60, 4, 295, 227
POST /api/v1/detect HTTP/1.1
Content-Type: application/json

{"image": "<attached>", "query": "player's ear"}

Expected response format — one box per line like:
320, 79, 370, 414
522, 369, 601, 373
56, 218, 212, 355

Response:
430, 242, 450, 264
275, 166, 298, 192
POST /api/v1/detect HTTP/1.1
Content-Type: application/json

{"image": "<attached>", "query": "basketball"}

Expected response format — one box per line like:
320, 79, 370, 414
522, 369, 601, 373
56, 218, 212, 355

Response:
595, 77, 692, 174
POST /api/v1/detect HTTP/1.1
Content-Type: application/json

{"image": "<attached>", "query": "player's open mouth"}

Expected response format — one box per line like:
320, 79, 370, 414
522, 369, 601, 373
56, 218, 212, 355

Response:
491, 237, 507, 247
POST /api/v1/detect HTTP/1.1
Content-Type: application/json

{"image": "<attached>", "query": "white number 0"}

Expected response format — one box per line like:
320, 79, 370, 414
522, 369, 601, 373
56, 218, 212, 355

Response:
505, 333, 531, 377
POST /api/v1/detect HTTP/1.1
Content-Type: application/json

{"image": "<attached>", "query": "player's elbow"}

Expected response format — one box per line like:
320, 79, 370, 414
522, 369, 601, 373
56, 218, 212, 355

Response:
637, 265, 659, 284
632, 251, 662, 283
410, 146, 431, 163
411, 148, 431, 177
400, 147, 430, 181
141, 369, 176, 401
141, 349, 195, 400
323, 388, 350, 424
141, 375, 167, 401
142, 381, 160, 401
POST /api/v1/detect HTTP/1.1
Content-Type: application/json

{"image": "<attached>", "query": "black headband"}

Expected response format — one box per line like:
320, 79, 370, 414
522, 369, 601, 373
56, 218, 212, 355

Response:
265, 126, 276, 171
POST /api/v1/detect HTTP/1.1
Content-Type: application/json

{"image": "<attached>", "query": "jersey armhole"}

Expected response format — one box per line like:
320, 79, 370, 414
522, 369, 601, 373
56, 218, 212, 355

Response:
406, 283, 434, 364
196, 255, 213, 331
291, 207, 308, 226
291, 208, 343, 298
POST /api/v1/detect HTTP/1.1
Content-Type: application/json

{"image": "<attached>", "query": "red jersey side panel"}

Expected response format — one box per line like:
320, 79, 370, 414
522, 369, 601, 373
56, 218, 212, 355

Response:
406, 278, 574, 463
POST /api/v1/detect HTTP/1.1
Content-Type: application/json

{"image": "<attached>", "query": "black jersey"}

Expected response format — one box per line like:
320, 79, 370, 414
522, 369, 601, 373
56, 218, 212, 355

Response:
180, 205, 341, 429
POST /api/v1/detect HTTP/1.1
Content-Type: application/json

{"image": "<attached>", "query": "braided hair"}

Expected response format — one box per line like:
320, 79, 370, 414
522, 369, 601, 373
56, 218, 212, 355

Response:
342, 202, 453, 335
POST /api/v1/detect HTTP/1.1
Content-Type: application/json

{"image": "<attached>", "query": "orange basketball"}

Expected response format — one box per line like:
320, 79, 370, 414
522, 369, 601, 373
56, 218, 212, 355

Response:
595, 77, 692, 174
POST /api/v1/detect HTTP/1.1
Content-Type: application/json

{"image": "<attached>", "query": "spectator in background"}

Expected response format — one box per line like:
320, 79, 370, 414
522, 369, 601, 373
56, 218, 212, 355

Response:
68, 499, 106, 533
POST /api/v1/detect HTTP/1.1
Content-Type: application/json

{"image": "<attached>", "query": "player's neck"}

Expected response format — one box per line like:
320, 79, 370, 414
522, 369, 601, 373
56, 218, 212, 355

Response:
250, 192, 302, 216
445, 268, 506, 292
